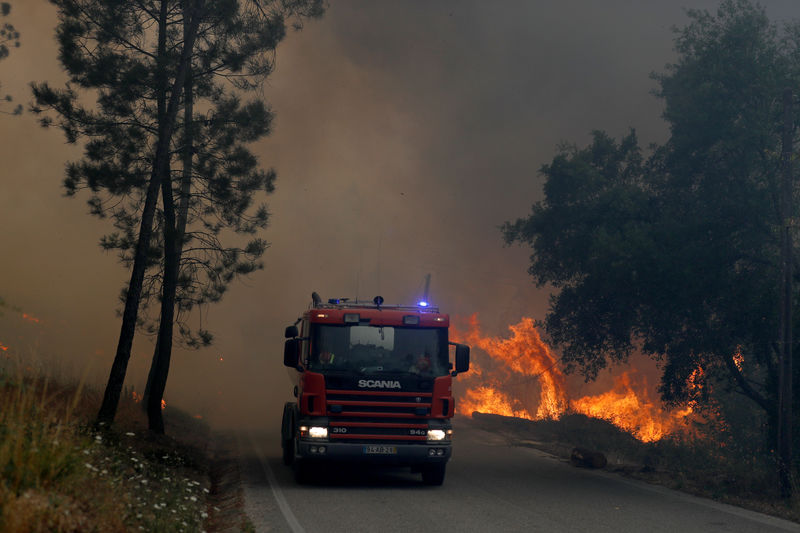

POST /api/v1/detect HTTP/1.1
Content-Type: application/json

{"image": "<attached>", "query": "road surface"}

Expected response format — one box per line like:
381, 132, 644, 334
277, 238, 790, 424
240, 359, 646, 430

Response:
237, 418, 798, 533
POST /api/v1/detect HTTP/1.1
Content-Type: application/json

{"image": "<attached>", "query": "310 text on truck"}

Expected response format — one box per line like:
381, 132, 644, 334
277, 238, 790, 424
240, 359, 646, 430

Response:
281, 293, 470, 485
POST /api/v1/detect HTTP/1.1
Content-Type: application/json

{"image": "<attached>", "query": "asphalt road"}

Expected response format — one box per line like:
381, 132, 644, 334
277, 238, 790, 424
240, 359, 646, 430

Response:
238, 419, 799, 533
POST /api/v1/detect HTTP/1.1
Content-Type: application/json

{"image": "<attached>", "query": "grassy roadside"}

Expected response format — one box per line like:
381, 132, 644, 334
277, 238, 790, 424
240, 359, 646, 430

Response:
466, 412, 800, 524
0, 361, 215, 532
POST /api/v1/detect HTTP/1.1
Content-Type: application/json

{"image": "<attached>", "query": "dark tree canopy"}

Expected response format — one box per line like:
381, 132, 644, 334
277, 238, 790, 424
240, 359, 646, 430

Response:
32, 0, 323, 430
33, 0, 322, 346
504, 0, 800, 416
0, 1, 21, 115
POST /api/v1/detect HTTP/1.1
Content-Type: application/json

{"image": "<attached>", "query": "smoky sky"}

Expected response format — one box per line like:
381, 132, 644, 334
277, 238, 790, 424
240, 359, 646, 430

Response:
1, 0, 798, 429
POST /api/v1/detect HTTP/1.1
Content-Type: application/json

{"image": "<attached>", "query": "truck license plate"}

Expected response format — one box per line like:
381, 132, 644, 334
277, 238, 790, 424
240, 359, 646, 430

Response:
363, 445, 397, 455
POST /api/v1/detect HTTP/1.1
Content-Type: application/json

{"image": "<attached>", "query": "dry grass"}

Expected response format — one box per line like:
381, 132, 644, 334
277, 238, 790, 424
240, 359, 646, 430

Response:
467, 412, 800, 524
0, 357, 213, 532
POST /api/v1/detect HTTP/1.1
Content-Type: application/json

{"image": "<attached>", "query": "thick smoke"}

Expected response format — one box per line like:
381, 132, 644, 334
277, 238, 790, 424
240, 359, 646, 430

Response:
0, 0, 797, 429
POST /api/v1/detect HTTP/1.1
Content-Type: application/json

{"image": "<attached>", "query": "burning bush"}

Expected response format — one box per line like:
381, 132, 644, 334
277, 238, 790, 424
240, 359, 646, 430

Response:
453, 315, 704, 442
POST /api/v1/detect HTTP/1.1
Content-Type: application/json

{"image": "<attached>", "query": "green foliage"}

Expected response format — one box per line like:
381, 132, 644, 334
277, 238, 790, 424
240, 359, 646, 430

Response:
0, 360, 210, 531
504, 0, 800, 418
0, 1, 21, 115
32, 0, 323, 347
0, 375, 85, 497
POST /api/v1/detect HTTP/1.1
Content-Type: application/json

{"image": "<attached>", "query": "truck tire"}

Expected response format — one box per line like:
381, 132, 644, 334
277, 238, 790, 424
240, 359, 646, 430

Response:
282, 435, 295, 465
294, 459, 311, 484
281, 403, 295, 465
421, 463, 446, 486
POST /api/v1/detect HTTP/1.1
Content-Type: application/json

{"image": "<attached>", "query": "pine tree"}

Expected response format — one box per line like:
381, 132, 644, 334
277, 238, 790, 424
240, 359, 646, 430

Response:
0, 1, 22, 115
32, 0, 323, 431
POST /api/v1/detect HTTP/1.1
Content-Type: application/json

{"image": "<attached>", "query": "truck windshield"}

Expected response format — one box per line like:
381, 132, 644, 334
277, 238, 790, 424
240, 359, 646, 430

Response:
309, 324, 448, 377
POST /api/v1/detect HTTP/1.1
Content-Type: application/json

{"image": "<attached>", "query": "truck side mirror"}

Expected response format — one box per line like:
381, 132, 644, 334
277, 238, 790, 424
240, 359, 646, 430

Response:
285, 325, 299, 338
284, 338, 301, 367
454, 344, 470, 374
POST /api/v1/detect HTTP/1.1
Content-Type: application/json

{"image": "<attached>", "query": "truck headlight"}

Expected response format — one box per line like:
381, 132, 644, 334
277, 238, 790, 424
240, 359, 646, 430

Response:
427, 429, 447, 441
299, 425, 328, 438
308, 426, 328, 439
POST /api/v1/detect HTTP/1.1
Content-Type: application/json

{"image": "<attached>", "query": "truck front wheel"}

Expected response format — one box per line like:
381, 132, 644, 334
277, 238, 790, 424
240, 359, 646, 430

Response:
294, 459, 311, 484
421, 463, 446, 486
281, 404, 295, 466
282, 435, 295, 465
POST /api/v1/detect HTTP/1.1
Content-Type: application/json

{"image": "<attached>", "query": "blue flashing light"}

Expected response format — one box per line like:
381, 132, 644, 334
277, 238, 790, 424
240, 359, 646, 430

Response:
418, 301, 429, 307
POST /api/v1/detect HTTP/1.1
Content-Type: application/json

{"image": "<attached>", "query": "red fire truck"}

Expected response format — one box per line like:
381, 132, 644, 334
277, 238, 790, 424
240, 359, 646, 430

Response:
281, 293, 470, 485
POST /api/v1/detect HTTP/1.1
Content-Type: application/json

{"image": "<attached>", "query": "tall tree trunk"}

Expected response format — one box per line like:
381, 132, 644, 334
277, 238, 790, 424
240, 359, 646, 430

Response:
778, 87, 793, 498
142, 338, 159, 411
148, 160, 177, 434
97, 0, 169, 426
146, 0, 201, 434
97, 0, 197, 427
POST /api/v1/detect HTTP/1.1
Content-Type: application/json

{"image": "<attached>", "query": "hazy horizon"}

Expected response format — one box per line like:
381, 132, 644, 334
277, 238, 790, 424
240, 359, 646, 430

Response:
1, 0, 797, 430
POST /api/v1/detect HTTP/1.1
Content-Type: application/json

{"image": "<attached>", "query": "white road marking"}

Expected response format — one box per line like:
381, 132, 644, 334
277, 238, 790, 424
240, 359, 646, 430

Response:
247, 432, 306, 533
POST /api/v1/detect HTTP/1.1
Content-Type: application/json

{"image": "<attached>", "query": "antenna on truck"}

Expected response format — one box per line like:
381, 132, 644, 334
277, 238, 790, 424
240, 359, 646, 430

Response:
419, 273, 431, 307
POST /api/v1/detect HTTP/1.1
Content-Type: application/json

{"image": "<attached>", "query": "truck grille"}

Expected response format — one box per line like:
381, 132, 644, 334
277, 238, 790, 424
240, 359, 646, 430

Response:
326, 389, 432, 443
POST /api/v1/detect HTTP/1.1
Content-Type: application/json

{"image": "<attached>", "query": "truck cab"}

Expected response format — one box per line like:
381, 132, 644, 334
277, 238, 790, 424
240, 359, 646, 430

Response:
281, 294, 470, 485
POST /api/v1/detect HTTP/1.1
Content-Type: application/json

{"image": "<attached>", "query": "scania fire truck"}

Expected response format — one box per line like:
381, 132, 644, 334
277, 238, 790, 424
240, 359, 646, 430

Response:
281, 293, 470, 485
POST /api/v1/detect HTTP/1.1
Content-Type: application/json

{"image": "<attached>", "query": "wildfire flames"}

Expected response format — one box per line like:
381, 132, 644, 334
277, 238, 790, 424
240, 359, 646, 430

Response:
453, 315, 697, 442
131, 390, 166, 410
21, 312, 40, 324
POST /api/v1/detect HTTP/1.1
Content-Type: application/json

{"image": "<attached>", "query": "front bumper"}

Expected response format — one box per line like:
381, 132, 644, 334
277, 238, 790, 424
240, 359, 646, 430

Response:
297, 439, 451, 465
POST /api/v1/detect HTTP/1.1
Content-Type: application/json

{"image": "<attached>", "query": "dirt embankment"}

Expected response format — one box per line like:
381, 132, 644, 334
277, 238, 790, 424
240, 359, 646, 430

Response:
465, 412, 800, 524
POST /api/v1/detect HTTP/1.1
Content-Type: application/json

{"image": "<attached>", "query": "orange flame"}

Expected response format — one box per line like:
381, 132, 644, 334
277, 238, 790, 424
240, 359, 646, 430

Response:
0, 341, 8, 351
131, 390, 166, 410
461, 386, 533, 419
21, 312, 40, 324
455, 315, 568, 419
572, 372, 692, 442
454, 315, 697, 442
732, 347, 744, 373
